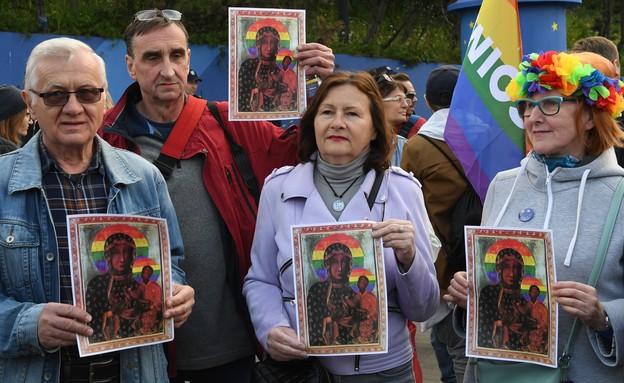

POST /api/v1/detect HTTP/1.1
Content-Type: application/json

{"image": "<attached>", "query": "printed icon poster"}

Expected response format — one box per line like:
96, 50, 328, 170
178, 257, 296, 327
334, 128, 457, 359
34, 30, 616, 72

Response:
292, 221, 388, 355
67, 214, 174, 356
229, 7, 306, 120
466, 226, 557, 367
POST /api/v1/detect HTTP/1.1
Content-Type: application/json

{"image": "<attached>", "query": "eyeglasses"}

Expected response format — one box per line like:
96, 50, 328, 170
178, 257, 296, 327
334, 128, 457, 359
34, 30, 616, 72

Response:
383, 96, 413, 107
134, 9, 182, 21
405, 92, 417, 101
514, 96, 577, 118
29, 88, 105, 107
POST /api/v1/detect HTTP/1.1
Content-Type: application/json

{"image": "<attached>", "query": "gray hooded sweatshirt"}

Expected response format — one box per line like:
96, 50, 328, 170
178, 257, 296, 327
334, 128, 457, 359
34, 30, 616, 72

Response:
463, 148, 624, 382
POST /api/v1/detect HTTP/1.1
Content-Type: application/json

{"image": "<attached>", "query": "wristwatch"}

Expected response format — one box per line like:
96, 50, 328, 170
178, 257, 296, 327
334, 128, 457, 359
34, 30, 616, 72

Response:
594, 312, 612, 333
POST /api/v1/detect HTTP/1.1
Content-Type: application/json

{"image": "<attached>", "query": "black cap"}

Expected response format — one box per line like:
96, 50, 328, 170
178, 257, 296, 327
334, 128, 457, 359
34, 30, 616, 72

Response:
425, 65, 460, 108
187, 69, 202, 83
0, 85, 27, 121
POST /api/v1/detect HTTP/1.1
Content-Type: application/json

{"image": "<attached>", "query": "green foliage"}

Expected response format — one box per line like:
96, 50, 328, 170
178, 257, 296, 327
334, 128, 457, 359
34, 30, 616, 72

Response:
567, 0, 623, 66
0, 0, 620, 67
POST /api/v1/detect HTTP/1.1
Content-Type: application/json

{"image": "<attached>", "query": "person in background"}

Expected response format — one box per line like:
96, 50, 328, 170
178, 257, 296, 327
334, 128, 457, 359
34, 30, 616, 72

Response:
571, 36, 621, 79
400, 65, 467, 383
99, 8, 335, 383
377, 73, 410, 130
0, 36, 193, 383
444, 51, 624, 382
570, 36, 624, 167
185, 69, 202, 98
0, 84, 30, 153
243, 71, 439, 383
105, 89, 115, 110
373, 72, 409, 166
392, 72, 427, 138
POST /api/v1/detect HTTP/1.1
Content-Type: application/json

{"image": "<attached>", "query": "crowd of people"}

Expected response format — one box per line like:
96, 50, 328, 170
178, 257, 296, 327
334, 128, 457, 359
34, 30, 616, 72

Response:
0, 7, 622, 383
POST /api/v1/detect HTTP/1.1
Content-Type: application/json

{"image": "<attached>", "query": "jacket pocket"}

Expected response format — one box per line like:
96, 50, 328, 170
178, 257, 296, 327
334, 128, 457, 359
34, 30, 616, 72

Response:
0, 222, 41, 295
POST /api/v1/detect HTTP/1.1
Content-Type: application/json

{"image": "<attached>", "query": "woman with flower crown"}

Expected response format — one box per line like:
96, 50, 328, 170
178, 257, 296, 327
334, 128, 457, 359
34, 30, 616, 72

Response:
444, 51, 624, 382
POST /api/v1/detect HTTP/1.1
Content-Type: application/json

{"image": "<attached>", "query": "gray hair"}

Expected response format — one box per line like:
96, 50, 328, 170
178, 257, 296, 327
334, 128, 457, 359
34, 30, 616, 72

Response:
24, 37, 107, 103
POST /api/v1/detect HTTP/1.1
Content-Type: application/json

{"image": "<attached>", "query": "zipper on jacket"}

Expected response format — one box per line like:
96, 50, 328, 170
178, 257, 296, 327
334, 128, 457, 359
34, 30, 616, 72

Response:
354, 355, 360, 372
225, 166, 257, 220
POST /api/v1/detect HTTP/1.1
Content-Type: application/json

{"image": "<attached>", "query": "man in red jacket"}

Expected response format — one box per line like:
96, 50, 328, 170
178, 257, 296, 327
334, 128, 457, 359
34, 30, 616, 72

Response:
99, 8, 335, 383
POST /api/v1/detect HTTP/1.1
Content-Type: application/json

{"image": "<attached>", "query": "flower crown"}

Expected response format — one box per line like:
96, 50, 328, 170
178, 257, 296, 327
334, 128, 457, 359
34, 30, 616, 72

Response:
506, 51, 624, 118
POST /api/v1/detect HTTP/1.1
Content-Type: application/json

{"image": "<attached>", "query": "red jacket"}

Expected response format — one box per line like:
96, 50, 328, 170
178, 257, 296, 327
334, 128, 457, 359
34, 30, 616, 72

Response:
98, 83, 298, 281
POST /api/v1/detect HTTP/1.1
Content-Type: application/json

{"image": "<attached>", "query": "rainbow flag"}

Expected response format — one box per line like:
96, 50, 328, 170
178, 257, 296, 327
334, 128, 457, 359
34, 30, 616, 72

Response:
444, 0, 524, 201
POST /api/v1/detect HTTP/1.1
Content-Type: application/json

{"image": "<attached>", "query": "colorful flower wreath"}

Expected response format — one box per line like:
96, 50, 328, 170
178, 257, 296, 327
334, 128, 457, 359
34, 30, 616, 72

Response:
506, 51, 624, 118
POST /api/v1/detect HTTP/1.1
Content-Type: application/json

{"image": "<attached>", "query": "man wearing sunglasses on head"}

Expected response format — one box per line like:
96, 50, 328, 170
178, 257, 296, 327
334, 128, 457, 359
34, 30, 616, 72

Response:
0, 37, 194, 383
99, 8, 335, 383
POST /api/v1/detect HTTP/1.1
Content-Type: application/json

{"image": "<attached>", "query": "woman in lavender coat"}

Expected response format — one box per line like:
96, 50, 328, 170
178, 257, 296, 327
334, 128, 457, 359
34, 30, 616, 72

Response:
243, 71, 439, 382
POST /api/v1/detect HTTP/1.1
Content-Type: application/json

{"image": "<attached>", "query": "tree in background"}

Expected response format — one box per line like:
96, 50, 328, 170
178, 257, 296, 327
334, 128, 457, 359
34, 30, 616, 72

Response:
0, 0, 621, 67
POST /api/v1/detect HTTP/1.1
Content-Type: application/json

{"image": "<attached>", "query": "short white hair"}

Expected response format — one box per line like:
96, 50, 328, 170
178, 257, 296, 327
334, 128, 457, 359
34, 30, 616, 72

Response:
24, 37, 107, 103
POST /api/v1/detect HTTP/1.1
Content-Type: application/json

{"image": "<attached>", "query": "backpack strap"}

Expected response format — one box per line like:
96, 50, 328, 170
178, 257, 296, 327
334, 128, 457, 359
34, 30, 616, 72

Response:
558, 177, 624, 379
206, 101, 261, 205
153, 96, 207, 179
367, 171, 384, 211
419, 134, 469, 183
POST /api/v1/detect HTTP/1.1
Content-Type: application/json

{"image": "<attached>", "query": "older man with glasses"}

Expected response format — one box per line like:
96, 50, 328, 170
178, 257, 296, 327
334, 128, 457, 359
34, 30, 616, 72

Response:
99, 8, 335, 383
0, 37, 194, 383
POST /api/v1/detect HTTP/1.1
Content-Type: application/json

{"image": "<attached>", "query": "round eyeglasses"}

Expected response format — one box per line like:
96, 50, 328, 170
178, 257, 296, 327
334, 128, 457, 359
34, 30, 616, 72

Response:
514, 96, 577, 118
29, 88, 105, 107
134, 9, 182, 21
382, 96, 413, 107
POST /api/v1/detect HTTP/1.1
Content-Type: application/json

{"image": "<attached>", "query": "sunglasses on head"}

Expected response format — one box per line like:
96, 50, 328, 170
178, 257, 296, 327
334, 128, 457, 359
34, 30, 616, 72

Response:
375, 73, 395, 85
134, 9, 182, 21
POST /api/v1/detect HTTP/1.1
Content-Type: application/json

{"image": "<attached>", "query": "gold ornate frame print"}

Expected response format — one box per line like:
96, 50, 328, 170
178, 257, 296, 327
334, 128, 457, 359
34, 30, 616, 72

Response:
67, 214, 173, 356
292, 221, 387, 355
466, 226, 557, 367
229, 7, 306, 120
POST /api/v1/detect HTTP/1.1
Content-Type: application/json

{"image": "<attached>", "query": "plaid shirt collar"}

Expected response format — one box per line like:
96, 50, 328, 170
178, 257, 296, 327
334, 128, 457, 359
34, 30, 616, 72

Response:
39, 135, 106, 177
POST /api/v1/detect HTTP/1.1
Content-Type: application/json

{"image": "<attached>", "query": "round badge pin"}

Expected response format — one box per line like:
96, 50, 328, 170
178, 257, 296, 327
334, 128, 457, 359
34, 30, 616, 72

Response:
518, 208, 534, 222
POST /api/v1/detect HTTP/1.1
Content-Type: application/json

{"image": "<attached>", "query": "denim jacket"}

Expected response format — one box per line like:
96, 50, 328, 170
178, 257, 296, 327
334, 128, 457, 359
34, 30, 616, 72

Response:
0, 133, 186, 383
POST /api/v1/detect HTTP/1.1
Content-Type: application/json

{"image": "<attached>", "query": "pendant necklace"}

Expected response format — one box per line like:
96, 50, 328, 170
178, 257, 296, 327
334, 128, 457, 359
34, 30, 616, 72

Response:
322, 175, 360, 212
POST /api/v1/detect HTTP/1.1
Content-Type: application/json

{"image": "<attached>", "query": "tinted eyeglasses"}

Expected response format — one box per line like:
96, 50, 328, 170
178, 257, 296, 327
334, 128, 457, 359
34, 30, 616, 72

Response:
29, 88, 105, 107
383, 96, 413, 107
514, 96, 577, 118
134, 9, 182, 21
